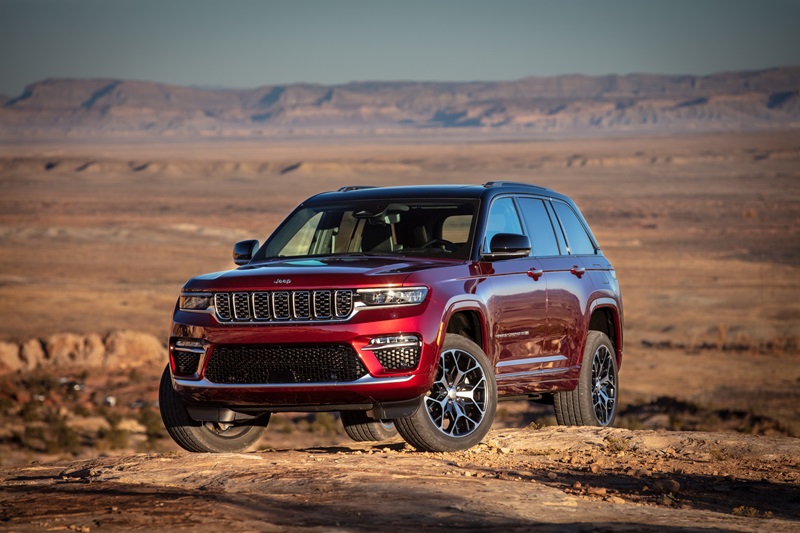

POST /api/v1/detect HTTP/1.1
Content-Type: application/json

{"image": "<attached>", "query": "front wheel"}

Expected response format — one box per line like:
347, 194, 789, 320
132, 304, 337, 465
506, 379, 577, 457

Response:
395, 334, 497, 452
554, 331, 618, 427
340, 411, 399, 442
159, 365, 268, 453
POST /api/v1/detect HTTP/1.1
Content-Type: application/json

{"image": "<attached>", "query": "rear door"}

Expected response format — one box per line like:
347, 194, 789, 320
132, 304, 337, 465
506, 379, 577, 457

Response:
543, 200, 598, 372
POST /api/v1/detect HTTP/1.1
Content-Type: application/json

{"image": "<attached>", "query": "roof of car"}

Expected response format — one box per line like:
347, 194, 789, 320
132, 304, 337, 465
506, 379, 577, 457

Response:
305, 182, 568, 204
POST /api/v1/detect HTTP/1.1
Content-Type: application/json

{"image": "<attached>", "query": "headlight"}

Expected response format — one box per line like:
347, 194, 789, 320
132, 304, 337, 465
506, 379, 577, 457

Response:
357, 287, 428, 306
179, 293, 213, 311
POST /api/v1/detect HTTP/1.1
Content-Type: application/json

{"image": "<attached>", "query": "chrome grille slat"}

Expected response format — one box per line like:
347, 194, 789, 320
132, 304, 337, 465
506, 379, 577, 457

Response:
214, 289, 354, 323
253, 292, 271, 320
215, 293, 232, 320
232, 292, 251, 320
313, 290, 332, 319
293, 291, 310, 319
272, 292, 290, 319
335, 290, 353, 317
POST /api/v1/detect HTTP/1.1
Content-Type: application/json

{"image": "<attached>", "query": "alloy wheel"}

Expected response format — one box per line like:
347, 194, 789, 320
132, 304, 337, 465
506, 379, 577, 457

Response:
591, 345, 617, 425
424, 348, 488, 437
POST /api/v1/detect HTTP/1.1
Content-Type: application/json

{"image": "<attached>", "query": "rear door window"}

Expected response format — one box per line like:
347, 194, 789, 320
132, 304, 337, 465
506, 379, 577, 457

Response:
517, 197, 560, 257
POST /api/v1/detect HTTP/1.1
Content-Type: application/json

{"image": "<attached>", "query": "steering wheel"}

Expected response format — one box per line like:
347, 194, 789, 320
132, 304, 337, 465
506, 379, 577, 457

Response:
421, 239, 458, 252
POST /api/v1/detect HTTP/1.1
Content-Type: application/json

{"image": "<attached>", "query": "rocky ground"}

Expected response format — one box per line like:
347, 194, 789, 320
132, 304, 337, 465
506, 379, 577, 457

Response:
1, 426, 798, 532
1, 131, 799, 531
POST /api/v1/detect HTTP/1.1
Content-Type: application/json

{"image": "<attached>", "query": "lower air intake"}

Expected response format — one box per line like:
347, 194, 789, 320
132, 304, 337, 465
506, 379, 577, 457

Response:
205, 344, 367, 384
173, 352, 201, 376
373, 345, 421, 371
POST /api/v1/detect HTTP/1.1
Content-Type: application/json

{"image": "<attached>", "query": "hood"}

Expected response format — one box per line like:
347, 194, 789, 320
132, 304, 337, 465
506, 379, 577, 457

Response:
183, 255, 458, 292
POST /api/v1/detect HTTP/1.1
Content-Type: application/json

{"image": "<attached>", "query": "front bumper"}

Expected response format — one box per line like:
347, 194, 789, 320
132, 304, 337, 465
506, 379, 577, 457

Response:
168, 304, 443, 409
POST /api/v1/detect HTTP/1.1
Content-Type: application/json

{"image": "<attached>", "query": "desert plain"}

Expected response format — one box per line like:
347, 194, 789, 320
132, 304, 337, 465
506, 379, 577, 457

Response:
0, 129, 799, 530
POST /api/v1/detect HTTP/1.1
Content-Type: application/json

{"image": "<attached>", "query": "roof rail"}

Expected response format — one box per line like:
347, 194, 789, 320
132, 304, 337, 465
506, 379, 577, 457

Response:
337, 185, 377, 192
483, 181, 549, 190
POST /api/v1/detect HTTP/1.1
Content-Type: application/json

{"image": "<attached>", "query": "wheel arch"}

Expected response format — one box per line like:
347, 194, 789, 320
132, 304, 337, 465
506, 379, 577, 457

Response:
587, 298, 623, 367
442, 301, 489, 360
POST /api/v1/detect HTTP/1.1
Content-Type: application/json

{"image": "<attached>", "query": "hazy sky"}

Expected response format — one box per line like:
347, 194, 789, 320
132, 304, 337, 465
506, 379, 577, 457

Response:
1, 0, 799, 96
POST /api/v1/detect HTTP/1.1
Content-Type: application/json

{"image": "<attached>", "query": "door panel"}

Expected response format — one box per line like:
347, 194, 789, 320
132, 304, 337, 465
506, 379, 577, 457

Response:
487, 258, 549, 379
482, 196, 551, 380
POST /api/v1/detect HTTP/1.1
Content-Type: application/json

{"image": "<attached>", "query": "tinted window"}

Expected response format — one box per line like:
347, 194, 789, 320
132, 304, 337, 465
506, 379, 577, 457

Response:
261, 200, 478, 260
441, 215, 472, 243
517, 197, 560, 257
484, 197, 523, 252
552, 201, 595, 255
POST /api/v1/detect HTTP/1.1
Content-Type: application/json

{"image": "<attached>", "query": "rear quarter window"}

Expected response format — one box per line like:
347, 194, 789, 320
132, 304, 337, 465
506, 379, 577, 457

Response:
552, 201, 596, 255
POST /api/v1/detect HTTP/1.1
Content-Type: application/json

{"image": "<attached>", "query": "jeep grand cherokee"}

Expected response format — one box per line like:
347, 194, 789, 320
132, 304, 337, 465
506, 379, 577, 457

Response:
160, 181, 623, 452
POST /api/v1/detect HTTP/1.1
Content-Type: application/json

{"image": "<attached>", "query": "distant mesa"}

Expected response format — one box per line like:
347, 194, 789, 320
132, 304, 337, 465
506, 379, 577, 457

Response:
1, 66, 799, 137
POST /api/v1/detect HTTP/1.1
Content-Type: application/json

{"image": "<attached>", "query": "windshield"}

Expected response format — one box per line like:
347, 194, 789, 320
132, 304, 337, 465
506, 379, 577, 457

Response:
258, 199, 478, 260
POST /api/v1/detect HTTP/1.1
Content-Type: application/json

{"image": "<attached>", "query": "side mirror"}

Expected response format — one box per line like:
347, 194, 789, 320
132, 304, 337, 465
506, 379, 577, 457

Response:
233, 240, 260, 265
483, 233, 531, 261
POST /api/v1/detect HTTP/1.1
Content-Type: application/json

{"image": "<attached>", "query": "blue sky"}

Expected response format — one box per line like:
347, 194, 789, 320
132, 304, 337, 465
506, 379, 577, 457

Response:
1, 0, 799, 96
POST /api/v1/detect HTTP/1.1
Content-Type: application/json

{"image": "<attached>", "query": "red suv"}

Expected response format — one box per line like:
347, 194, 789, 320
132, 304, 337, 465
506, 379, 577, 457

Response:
160, 182, 623, 452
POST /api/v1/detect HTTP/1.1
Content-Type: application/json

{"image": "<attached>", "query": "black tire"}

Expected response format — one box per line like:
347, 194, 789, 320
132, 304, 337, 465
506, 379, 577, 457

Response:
340, 411, 399, 442
554, 331, 618, 427
395, 334, 496, 452
159, 365, 268, 453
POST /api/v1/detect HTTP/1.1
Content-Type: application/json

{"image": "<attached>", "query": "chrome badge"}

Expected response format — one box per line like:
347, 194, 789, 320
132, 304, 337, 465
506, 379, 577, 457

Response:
274, 278, 292, 285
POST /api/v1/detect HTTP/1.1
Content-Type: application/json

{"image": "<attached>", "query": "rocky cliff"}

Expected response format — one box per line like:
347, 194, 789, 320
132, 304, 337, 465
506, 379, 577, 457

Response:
2, 67, 799, 136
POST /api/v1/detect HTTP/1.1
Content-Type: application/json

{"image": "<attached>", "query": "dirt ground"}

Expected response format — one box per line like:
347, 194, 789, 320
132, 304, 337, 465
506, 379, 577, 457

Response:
1, 130, 799, 530
2, 426, 798, 531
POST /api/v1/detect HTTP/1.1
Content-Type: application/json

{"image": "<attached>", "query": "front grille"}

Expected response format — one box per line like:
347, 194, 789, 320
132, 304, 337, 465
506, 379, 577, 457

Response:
373, 345, 421, 371
173, 351, 201, 375
213, 290, 354, 323
205, 344, 367, 384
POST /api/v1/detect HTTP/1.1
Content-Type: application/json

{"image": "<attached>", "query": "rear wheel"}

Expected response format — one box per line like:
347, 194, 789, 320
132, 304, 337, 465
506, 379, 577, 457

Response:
159, 365, 268, 453
395, 334, 496, 452
340, 411, 398, 442
554, 331, 618, 427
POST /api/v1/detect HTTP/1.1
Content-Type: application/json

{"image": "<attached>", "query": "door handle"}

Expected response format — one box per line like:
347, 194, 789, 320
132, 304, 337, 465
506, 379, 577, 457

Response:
527, 268, 543, 281
570, 266, 586, 278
